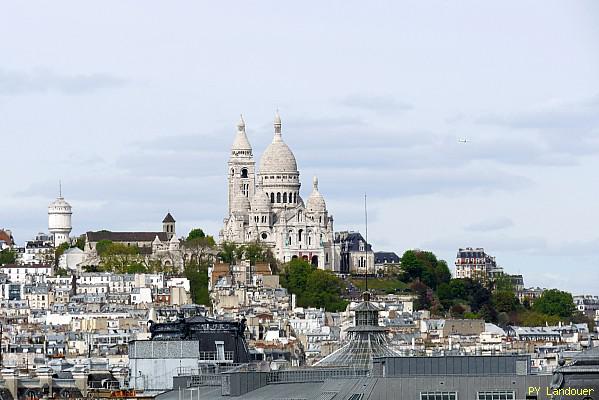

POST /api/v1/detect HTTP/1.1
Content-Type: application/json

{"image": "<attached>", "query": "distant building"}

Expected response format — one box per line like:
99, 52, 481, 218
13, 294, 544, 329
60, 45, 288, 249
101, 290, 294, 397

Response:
129, 315, 250, 390
454, 247, 500, 280
0, 229, 15, 250
574, 295, 599, 318
18, 233, 54, 265
220, 114, 335, 270
332, 231, 374, 275
374, 251, 400, 274
48, 191, 72, 247
517, 287, 545, 304
58, 247, 85, 272
0, 263, 53, 284
83, 213, 184, 270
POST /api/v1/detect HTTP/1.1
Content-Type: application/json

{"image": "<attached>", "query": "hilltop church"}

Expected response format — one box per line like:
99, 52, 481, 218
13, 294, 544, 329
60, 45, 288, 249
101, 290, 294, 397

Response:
220, 113, 335, 269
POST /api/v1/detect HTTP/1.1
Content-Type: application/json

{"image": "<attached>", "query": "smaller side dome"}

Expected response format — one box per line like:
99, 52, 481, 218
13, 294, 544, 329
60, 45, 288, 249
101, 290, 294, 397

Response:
306, 176, 326, 212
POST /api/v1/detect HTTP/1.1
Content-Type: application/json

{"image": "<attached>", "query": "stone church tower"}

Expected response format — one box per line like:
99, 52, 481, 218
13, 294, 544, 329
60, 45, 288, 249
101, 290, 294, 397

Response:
221, 112, 334, 270
228, 115, 255, 215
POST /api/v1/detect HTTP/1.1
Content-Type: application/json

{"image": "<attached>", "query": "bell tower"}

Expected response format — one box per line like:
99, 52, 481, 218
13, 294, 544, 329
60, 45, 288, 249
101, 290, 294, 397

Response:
228, 115, 255, 215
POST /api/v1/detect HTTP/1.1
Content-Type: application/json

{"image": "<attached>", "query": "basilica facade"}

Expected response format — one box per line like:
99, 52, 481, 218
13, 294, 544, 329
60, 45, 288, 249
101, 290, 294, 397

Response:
220, 113, 334, 269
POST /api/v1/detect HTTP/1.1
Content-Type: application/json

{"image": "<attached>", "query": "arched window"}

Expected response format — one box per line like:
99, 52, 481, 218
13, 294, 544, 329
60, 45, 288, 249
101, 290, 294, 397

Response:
298, 229, 303, 242
289, 192, 292, 203
308, 235, 311, 245
283, 193, 287, 203
277, 192, 281, 203
241, 168, 248, 178
294, 193, 297, 203
270, 193, 275, 203
319, 216, 322, 223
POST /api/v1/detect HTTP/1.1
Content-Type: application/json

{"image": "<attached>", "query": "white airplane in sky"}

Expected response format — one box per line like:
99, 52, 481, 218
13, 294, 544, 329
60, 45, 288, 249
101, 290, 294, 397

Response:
458, 138, 470, 143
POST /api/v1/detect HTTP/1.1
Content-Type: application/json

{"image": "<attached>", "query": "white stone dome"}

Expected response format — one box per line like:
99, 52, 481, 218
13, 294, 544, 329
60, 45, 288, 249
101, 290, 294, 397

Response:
259, 142, 298, 174
251, 188, 271, 210
306, 176, 326, 212
49, 197, 72, 211
259, 112, 298, 174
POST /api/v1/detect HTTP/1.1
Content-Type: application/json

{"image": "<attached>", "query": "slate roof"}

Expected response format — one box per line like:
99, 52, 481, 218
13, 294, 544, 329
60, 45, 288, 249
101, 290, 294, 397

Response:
374, 251, 400, 264
86, 231, 168, 242
162, 213, 176, 223
333, 232, 372, 252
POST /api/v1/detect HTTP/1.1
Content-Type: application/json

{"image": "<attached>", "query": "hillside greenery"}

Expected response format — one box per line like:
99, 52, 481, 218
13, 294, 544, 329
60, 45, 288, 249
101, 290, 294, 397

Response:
280, 258, 348, 312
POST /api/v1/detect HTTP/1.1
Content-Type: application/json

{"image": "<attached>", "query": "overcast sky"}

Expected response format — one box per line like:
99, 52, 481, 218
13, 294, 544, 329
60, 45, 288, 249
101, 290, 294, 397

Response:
1, 1, 598, 294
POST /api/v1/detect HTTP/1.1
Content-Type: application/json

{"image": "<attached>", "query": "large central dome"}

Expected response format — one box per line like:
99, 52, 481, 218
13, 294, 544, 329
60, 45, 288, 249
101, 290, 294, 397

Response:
259, 112, 298, 175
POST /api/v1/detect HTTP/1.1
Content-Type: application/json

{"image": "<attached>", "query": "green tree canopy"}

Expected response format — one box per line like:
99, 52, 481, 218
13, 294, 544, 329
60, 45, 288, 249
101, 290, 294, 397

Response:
0, 249, 17, 265
280, 259, 347, 312
218, 241, 239, 264
303, 269, 348, 312
532, 289, 576, 318
400, 250, 451, 290
187, 228, 206, 240
185, 260, 210, 306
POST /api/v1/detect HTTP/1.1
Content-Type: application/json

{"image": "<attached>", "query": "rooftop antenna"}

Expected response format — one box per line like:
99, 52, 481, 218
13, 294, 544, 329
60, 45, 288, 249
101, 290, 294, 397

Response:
365, 193, 368, 293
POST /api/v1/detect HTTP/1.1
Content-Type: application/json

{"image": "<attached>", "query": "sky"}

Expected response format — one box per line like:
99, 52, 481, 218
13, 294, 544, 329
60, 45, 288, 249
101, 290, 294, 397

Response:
1, 1, 598, 294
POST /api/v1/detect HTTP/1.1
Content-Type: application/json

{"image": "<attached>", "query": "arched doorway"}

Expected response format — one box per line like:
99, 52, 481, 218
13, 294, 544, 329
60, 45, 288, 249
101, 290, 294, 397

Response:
311, 255, 318, 266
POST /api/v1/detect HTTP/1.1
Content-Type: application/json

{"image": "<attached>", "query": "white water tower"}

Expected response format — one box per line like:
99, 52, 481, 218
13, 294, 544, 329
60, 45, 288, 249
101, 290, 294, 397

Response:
48, 183, 72, 247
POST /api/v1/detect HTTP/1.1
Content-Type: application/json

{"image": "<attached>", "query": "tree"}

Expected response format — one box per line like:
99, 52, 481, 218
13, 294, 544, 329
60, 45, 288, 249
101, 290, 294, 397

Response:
280, 258, 314, 296
54, 242, 71, 267
75, 236, 86, 250
0, 249, 17, 265
95, 240, 114, 256
303, 270, 348, 312
532, 289, 576, 318
184, 260, 210, 306
186, 228, 216, 245
450, 304, 466, 318
280, 259, 348, 312
218, 242, 238, 264
492, 290, 520, 314
187, 228, 206, 241
491, 274, 515, 292
400, 250, 451, 290
410, 280, 434, 310
400, 250, 423, 282
184, 236, 216, 266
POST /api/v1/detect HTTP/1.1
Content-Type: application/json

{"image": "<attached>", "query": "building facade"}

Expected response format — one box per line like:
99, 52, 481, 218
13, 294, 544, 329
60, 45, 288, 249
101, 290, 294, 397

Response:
221, 114, 334, 269
454, 247, 500, 280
